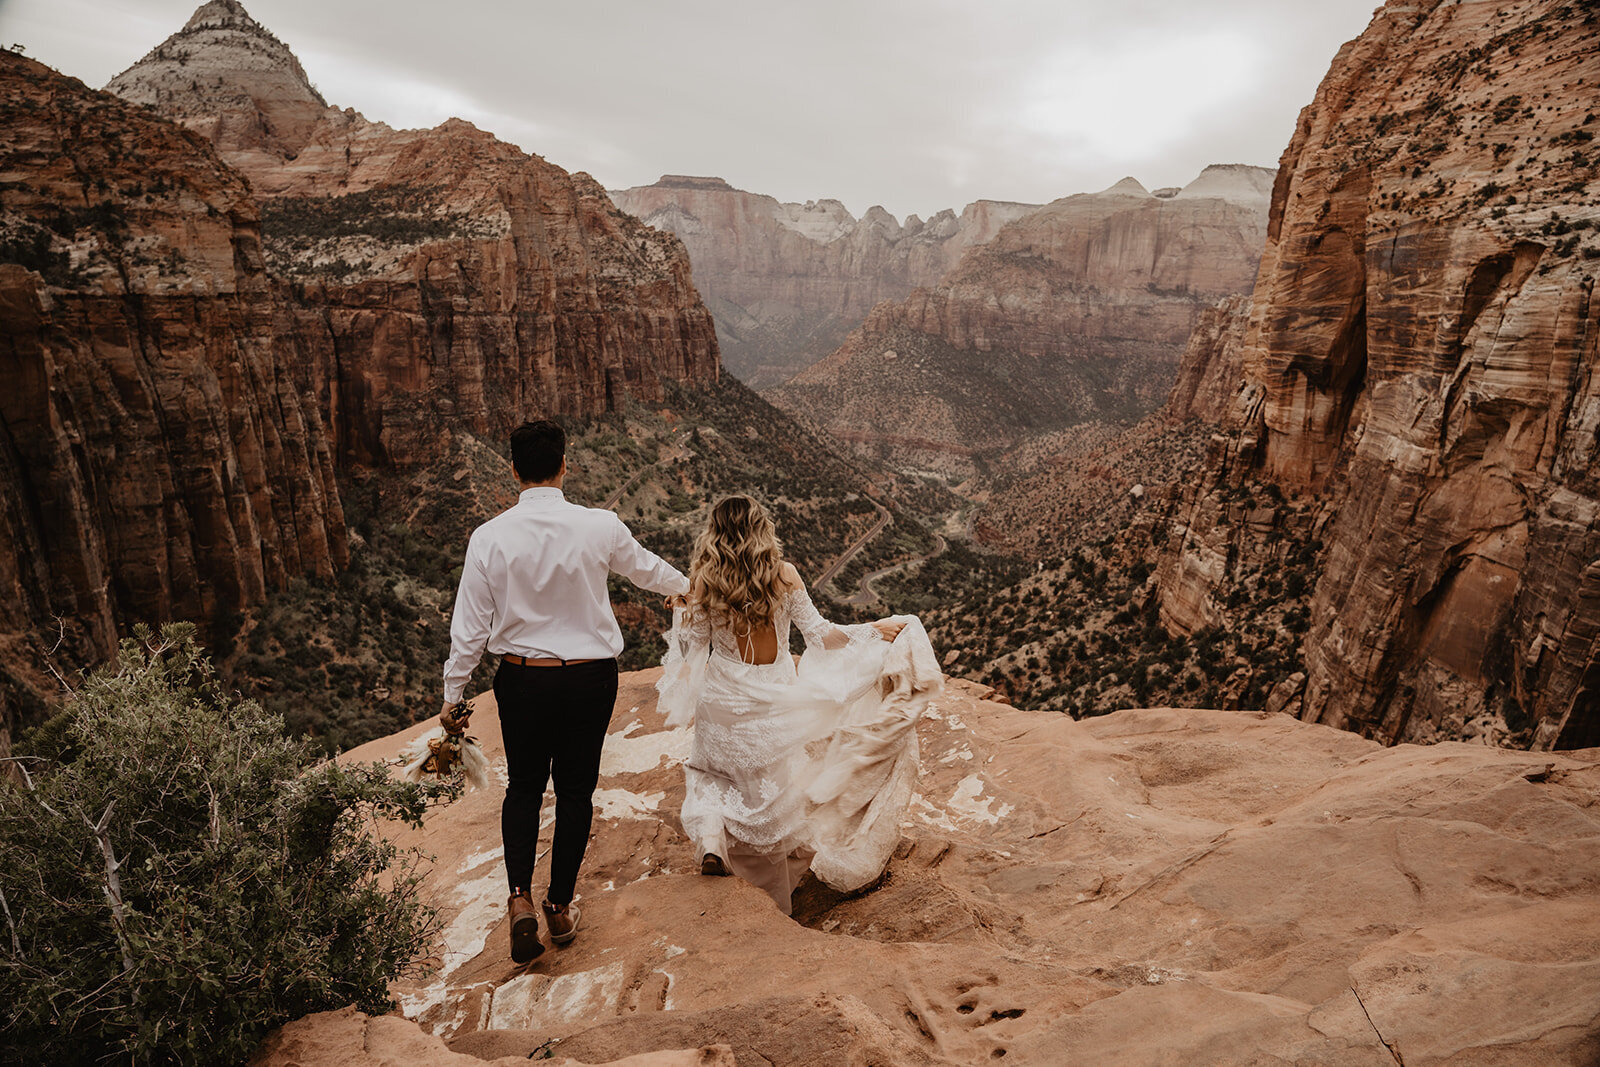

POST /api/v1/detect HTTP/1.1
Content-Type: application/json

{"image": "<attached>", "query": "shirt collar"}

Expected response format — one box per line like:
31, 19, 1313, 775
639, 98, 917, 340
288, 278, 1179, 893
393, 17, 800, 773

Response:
519, 486, 565, 505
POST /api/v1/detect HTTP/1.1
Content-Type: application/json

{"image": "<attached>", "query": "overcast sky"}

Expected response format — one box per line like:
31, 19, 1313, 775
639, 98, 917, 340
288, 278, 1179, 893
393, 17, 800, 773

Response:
1, 0, 1378, 220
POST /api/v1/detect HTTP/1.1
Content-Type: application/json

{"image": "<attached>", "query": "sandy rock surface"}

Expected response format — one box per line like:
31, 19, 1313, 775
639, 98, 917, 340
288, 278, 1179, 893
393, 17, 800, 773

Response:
247, 1003, 732, 1067
256, 669, 1600, 1065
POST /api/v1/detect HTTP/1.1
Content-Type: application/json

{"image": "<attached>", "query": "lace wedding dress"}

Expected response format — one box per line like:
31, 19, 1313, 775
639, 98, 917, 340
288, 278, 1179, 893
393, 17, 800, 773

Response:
656, 586, 943, 913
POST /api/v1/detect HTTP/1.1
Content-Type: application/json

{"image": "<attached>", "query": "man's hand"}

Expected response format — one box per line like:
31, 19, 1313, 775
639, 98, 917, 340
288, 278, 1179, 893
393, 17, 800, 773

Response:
441, 699, 472, 734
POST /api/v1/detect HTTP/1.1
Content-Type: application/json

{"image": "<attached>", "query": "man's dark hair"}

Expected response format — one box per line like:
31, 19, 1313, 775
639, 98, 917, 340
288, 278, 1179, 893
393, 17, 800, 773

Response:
510, 420, 565, 483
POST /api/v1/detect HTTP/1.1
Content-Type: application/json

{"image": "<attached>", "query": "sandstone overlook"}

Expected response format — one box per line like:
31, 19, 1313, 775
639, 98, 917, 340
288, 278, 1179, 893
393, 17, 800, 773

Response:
610, 176, 1039, 386
247, 668, 1600, 1065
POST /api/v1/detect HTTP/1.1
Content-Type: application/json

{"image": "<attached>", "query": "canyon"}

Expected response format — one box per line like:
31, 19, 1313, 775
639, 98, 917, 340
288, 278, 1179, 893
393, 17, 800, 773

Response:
770, 167, 1272, 476
0, 50, 346, 751
1152, 0, 1600, 750
610, 176, 1038, 386
106, 0, 720, 469
6, 0, 1600, 1061
0, 0, 720, 744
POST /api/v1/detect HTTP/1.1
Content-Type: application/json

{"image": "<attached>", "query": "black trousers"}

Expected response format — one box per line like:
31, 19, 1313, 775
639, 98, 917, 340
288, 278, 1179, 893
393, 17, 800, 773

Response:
494, 658, 618, 904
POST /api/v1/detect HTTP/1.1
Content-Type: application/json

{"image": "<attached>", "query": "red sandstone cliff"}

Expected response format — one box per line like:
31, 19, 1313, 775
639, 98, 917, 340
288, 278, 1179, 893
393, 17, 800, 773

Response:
0, 52, 346, 743
770, 169, 1271, 475
108, 1, 720, 468
610, 176, 1039, 386
1155, 0, 1600, 749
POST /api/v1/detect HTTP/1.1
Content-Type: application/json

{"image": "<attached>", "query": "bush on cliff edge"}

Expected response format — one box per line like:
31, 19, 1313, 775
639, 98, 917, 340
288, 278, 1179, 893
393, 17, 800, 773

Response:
0, 624, 440, 1064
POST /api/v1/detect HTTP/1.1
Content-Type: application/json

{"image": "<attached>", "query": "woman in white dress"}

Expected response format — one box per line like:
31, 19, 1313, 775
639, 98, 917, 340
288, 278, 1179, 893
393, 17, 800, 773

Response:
658, 495, 938, 914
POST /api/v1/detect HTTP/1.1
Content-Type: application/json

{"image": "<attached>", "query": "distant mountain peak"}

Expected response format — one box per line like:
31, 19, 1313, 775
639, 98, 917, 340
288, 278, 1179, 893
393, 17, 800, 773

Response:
653, 175, 736, 191
1101, 176, 1152, 197
1175, 164, 1274, 204
182, 0, 260, 32
106, 0, 327, 157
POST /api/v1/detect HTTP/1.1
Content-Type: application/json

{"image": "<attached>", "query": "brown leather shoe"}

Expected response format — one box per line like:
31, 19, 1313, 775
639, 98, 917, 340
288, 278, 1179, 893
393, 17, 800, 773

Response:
542, 898, 581, 945
701, 853, 730, 876
508, 892, 543, 964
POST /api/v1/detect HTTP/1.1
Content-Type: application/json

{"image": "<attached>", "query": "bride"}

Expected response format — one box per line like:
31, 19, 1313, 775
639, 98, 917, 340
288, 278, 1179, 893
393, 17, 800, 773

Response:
657, 495, 942, 914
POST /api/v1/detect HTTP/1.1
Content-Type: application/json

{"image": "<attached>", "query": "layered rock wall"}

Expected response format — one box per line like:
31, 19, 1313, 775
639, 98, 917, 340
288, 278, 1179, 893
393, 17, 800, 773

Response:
0, 53, 346, 738
108, 3, 721, 469
254, 119, 721, 467
772, 169, 1271, 474
0, 0, 722, 740
611, 175, 1038, 385
1164, 294, 1253, 424
1155, 0, 1600, 749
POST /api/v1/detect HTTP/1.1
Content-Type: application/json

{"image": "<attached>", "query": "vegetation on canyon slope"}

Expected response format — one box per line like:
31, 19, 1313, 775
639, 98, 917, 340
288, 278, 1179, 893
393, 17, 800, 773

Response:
195, 382, 1335, 750
875, 416, 1319, 719
925, 478, 1317, 718
215, 377, 951, 753
1, 624, 439, 1065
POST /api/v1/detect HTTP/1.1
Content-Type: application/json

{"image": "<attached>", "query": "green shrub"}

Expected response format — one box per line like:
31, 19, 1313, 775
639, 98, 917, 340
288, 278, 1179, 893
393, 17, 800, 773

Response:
1, 624, 441, 1065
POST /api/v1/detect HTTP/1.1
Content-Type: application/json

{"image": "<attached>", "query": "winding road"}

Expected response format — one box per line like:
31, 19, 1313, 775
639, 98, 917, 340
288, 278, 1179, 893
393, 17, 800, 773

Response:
602, 466, 652, 510
601, 430, 688, 511
814, 502, 892, 594
816, 499, 953, 608
840, 534, 947, 607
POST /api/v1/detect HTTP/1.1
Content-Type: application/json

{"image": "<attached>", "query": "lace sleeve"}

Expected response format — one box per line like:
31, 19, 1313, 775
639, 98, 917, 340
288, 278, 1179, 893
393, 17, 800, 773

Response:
656, 607, 710, 727
786, 586, 875, 651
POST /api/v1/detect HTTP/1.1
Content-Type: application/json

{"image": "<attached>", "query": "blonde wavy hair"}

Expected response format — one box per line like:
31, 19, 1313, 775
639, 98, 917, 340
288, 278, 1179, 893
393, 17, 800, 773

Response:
688, 495, 787, 629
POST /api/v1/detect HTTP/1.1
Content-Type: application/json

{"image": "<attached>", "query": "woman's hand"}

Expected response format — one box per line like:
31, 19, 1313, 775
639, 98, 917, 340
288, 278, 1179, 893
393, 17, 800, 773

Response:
872, 619, 905, 642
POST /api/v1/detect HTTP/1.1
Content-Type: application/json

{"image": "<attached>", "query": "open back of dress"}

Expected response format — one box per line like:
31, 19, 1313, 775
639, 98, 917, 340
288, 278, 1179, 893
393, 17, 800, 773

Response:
658, 587, 942, 914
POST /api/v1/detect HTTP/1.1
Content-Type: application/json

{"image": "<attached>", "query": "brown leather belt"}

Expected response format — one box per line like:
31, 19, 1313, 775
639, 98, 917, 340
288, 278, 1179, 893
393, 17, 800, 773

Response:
501, 653, 602, 667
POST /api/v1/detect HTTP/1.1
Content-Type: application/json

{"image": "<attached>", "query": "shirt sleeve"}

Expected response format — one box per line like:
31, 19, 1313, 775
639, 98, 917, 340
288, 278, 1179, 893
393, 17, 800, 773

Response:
441, 530, 495, 704
608, 514, 690, 595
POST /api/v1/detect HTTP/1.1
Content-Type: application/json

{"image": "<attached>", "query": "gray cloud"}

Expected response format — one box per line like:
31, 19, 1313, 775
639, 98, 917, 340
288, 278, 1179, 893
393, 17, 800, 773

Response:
1, 0, 1376, 217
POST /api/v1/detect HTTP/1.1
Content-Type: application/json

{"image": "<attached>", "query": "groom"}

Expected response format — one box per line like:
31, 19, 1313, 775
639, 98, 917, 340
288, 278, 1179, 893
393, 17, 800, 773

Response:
441, 419, 689, 964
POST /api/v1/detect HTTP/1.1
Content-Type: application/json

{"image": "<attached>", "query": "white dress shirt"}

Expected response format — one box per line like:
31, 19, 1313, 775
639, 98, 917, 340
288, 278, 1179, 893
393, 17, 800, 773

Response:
442, 487, 689, 703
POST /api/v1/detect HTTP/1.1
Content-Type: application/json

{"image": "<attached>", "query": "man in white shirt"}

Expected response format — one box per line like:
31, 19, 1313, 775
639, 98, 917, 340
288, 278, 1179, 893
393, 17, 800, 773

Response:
441, 419, 688, 965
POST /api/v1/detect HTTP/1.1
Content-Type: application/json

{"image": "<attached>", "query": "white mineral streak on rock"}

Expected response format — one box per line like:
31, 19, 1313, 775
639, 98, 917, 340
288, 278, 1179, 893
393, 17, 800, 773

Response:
439, 869, 509, 977
457, 845, 503, 874
487, 961, 628, 1030
946, 774, 1014, 825
909, 793, 958, 833
599, 720, 692, 776
397, 867, 508, 1030
592, 788, 667, 819
397, 983, 449, 1024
